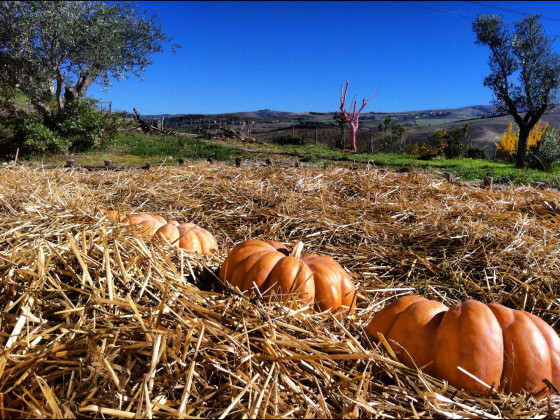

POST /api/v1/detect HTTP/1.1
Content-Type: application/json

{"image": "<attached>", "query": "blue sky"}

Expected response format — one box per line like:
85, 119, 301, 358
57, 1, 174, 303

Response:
86, 1, 560, 115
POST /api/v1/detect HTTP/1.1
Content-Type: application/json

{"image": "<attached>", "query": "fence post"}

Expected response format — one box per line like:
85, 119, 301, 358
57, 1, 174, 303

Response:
315, 127, 318, 144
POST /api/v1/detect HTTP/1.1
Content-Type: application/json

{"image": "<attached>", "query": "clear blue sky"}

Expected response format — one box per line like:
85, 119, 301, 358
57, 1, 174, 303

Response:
86, 1, 560, 115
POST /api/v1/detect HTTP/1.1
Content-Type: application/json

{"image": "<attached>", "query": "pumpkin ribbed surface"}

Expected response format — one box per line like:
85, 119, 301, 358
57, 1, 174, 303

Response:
104, 211, 218, 255
219, 239, 355, 312
156, 222, 218, 255
122, 214, 166, 236
366, 296, 560, 397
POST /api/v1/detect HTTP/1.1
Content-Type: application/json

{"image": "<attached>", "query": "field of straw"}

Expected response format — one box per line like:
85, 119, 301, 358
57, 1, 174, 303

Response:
0, 161, 559, 418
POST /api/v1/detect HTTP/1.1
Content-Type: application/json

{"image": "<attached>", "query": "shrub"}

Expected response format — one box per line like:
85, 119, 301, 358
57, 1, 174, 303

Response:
466, 145, 488, 160
526, 127, 560, 170
444, 131, 467, 158
496, 120, 548, 162
0, 97, 120, 158
272, 134, 308, 146
406, 141, 439, 155
21, 116, 70, 155
0, 111, 69, 156
432, 124, 470, 159
54, 97, 118, 151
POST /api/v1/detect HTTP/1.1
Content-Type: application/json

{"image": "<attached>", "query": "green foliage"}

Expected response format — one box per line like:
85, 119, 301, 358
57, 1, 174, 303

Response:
432, 124, 471, 159
54, 98, 117, 151
526, 127, 560, 171
0, 1, 179, 121
22, 119, 70, 155
4, 112, 70, 155
473, 14, 560, 168
0, 98, 119, 157
375, 117, 407, 153
332, 112, 346, 128
114, 134, 238, 161
473, 14, 560, 115
272, 134, 308, 146
466, 145, 488, 160
390, 123, 408, 152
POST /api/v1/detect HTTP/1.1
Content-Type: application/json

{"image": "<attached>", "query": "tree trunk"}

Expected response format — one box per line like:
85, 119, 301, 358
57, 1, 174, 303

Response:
516, 126, 531, 169
349, 129, 357, 152
32, 100, 54, 124
64, 73, 97, 103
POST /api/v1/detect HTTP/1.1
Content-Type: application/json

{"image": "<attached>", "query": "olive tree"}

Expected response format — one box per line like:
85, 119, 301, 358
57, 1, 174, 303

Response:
0, 1, 178, 123
472, 14, 560, 169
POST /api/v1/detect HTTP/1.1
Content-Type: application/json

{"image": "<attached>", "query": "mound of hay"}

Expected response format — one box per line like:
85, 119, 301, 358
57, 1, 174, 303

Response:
0, 162, 559, 418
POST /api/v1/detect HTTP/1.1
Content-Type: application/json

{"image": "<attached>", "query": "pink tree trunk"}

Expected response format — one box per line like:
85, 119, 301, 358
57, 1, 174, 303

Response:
340, 80, 377, 152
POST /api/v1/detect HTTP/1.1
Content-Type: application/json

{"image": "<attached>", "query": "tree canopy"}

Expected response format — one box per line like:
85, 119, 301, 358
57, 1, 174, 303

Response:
472, 14, 560, 168
0, 1, 179, 121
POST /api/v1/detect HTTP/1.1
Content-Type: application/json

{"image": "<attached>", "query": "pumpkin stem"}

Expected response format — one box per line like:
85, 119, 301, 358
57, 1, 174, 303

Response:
290, 241, 304, 259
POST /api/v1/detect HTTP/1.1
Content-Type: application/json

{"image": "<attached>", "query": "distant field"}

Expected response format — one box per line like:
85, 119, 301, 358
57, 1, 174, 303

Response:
413, 118, 456, 127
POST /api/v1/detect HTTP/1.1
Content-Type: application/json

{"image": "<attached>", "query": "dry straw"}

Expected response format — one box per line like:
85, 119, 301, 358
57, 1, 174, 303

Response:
0, 161, 559, 418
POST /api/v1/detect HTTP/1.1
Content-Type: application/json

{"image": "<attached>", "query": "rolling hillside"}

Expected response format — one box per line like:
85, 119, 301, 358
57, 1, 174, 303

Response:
142, 105, 560, 152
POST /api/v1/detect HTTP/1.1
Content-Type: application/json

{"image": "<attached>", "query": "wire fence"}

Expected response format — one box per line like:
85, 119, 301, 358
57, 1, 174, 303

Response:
141, 117, 404, 153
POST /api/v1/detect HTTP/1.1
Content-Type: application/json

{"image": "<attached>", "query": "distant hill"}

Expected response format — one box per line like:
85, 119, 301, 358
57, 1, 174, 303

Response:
142, 105, 496, 123
141, 105, 560, 153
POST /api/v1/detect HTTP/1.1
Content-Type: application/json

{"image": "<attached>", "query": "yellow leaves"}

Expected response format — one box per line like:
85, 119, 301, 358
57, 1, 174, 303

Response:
495, 120, 549, 161
529, 120, 549, 147
496, 122, 517, 158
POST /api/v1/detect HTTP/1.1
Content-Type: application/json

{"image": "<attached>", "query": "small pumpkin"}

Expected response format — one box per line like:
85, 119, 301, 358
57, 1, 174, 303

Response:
366, 296, 560, 397
155, 222, 218, 255
104, 210, 218, 255
122, 213, 166, 236
218, 239, 356, 312
99, 208, 127, 222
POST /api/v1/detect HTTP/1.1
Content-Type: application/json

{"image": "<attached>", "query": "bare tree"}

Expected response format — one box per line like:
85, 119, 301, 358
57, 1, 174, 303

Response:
339, 80, 377, 152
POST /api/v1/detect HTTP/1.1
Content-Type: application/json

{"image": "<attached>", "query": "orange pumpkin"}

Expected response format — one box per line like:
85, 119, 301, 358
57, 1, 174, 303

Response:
155, 222, 218, 255
366, 296, 560, 397
104, 211, 218, 255
219, 239, 356, 312
122, 214, 166, 236
99, 209, 126, 222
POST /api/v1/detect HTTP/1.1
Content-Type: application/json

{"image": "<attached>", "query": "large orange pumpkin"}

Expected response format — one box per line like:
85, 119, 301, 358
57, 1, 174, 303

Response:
218, 239, 356, 312
365, 296, 560, 397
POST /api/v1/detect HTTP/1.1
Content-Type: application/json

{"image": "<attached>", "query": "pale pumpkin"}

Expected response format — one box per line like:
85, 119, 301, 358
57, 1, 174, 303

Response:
106, 209, 127, 222
107, 211, 218, 255
122, 213, 166, 236
366, 296, 560, 397
155, 222, 218, 255
218, 239, 356, 312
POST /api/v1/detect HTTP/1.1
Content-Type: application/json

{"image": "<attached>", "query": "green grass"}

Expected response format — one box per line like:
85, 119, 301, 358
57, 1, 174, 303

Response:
113, 133, 243, 160
27, 132, 560, 186
249, 142, 560, 185
32, 133, 253, 166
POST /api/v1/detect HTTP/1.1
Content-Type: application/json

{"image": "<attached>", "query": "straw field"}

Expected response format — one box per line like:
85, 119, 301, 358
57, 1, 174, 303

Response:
0, 161, 559, 418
